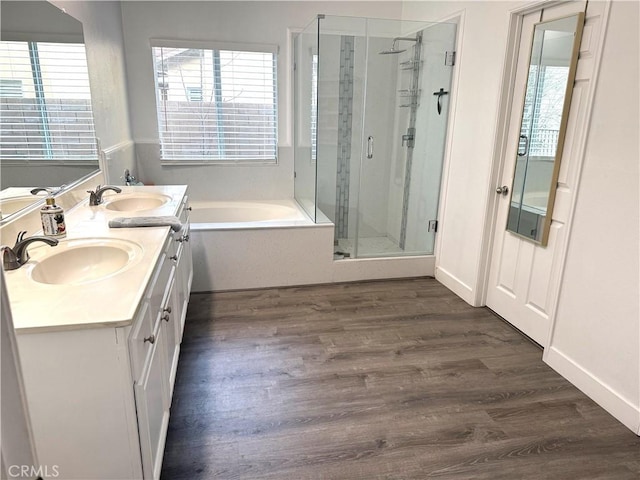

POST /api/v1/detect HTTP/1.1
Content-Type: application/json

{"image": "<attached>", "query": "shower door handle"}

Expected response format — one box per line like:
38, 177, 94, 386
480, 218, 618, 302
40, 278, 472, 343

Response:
367, 136, 374, 159
518, 135, 529, 157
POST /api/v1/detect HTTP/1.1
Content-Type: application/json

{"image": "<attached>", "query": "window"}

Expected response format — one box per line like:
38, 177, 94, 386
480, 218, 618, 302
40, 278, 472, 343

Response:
520, 65, 567, 158
0, 41, 97, 162
152, 44, 277, 163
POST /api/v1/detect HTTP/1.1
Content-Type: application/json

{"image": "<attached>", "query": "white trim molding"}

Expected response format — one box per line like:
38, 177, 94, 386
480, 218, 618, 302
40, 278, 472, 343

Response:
546, 346, 640, 434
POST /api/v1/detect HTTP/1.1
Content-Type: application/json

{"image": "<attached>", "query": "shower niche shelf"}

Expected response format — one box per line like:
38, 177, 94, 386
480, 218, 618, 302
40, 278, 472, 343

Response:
400, 60, 423, 70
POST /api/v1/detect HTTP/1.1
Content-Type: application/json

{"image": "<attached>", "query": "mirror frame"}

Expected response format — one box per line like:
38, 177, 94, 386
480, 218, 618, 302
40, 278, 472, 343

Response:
507, 12, 585, 246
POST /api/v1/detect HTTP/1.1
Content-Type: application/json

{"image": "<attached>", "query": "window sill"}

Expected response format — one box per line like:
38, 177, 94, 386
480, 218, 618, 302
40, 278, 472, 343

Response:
160, 159, 278, 167
1, 160, 99, 167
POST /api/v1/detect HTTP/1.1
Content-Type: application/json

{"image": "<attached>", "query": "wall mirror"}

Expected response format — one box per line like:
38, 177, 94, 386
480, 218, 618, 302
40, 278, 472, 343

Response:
0, 0, 99, 222
507, 13, 584, 245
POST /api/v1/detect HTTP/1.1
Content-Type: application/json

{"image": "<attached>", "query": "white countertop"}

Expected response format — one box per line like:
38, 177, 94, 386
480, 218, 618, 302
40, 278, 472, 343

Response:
5, 185, 187, 334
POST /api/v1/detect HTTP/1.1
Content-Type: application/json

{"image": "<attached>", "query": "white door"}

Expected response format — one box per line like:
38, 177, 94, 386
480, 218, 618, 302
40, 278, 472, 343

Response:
486, 1, 599, 347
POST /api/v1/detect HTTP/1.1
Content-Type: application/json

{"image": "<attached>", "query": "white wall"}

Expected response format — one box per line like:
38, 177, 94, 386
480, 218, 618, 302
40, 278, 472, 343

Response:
545, 0, 639, 433
52, 0, 135, 184
403, 0, 639, 433
120, 1, 404, 202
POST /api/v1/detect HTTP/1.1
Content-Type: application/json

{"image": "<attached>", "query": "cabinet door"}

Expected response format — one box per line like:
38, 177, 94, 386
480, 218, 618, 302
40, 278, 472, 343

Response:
130, 301, 154, 381
162, 274, 180, 398
134, 323, 169, 480
173, 236, 190, 339
174, 202, 193, 341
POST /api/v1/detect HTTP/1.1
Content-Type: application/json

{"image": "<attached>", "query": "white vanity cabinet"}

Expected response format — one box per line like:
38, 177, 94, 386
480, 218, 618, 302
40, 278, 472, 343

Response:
132, 197, 192, 479
14, 192, 193, 480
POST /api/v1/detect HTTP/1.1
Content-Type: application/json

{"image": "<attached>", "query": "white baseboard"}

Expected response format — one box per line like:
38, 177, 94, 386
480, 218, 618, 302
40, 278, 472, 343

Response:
545, 346, 640, 435
435, 266, 477, 306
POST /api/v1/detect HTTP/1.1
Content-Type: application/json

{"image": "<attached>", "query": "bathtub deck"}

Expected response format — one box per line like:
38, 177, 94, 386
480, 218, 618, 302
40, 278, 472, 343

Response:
161, 278, 640, 479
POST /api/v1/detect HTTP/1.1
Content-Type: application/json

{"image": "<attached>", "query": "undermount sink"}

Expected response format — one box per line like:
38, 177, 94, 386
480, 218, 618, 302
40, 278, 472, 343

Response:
102, 193, 171, 212
29, 238, 143, 285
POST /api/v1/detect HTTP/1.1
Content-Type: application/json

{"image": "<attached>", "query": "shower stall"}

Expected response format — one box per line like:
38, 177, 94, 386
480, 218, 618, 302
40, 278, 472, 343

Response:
294, 15, 456, 259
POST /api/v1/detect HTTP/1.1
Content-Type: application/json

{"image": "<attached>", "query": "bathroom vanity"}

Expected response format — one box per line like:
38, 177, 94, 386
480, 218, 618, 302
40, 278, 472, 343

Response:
4, 185, 192, 480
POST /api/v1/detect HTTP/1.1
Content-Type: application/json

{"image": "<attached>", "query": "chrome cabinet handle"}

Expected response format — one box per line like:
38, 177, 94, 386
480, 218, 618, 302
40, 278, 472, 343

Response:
144, 334, 155, 344
367, 136, 374, 159
163, 306, 172, 314
496, 185, 509, 196
186, 206, 192, 211
162, 314, 170, 322
169, 255, 178, 261
176, 234, 190, 243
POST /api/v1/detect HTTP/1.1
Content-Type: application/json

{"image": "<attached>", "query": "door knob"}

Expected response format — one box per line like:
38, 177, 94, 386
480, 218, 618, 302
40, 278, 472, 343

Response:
496, 185, 509, 195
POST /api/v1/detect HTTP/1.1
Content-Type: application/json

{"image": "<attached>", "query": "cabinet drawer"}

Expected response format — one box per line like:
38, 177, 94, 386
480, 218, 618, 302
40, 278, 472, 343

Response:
131, 235, 175, 381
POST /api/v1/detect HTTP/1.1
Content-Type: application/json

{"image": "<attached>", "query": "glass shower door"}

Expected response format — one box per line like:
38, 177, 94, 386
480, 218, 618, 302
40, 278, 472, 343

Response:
357, 19, 456, 257
315, 16, 368, 256
301, 15, 457, 259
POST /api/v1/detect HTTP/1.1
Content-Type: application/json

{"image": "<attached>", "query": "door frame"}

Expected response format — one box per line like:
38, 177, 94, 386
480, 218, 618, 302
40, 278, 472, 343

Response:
477, 0, 612, 348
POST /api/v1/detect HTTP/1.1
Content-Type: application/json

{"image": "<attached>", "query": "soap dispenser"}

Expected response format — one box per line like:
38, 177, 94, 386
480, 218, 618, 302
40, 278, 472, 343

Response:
40, 197, 66, 238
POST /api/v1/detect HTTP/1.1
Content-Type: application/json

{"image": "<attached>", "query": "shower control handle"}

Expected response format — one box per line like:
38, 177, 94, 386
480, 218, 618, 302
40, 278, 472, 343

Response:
367, 136, 374, 159
402, 128, 416, 148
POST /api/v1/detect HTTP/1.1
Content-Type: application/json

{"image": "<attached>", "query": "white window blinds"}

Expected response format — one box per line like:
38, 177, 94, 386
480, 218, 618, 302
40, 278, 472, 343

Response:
152, 45, 277, 163
0, 41, 97, 162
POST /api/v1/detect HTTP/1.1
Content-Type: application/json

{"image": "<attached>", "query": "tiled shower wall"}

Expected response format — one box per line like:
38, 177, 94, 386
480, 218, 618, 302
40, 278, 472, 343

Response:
334, 35, 355, 241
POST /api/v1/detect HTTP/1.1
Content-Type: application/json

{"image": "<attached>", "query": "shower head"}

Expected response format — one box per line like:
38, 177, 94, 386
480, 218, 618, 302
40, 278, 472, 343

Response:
378, 36, 418, 56
379, 47, 407, 55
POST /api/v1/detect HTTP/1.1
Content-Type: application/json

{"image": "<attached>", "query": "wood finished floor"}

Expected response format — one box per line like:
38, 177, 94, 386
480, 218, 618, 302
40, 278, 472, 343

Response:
161, 278, 640, 480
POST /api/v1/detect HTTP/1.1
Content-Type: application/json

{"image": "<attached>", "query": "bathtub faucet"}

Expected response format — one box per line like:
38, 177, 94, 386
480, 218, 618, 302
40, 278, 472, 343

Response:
87, 185, 122, 206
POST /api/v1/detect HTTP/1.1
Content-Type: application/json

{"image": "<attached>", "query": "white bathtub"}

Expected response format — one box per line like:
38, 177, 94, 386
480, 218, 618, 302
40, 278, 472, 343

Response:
189, 199, 334, 291
189, 199, 312, 229
189, 199, 434, 292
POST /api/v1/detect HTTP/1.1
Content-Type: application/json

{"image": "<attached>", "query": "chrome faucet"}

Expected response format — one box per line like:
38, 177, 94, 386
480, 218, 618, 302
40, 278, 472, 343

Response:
30, 185, 65, 196
2, 231, 59, 271
30, 187, 54, 195
123, 169, 138, 186
87, 185, 122, 206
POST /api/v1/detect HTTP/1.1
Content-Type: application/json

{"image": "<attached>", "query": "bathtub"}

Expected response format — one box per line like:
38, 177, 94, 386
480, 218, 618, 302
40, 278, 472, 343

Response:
189, 199, 434, 292
189, 199, 334, 291
189, 199, 311, 228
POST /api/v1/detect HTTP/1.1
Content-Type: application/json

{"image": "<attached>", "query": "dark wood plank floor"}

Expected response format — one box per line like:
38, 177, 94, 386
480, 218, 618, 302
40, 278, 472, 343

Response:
161, 277, 640, 479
